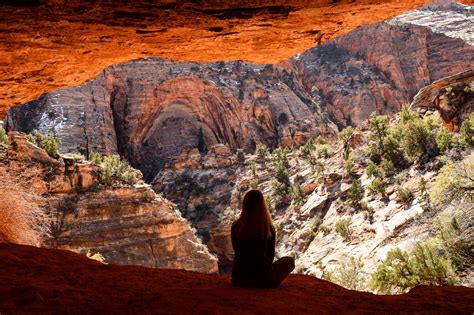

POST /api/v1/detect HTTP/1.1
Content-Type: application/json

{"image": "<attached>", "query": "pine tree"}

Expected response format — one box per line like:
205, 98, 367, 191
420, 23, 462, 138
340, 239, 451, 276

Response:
197, 127, 207, 153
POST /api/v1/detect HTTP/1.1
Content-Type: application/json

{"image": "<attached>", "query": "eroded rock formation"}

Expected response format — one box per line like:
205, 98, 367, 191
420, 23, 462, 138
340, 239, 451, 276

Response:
293, 1, 474, 126
7, 59, 335, 181
1, 0, 443, 117
4, 2, 474, 275
412, 69, 474, 131
2, 132, 218, 273
7, 3, 474, 182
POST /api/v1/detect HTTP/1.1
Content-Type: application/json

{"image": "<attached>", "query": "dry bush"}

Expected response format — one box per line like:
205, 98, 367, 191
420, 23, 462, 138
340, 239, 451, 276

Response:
0, 168, 51, 246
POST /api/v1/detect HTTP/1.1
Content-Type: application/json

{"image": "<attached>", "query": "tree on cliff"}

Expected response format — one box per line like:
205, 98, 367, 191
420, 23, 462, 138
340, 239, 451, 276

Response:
198, 127, 207, 154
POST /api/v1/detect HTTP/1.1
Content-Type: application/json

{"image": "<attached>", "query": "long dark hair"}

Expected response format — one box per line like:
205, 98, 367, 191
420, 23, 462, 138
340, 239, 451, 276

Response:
234, 190, 273, 240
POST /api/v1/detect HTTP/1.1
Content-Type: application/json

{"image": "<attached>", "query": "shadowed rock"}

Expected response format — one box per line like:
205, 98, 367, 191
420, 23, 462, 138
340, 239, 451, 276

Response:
0, 243, 473, 314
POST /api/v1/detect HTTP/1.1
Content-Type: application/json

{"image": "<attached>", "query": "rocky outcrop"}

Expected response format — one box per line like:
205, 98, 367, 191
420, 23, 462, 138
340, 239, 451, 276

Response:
4, 132, 218, 273
412, 69, 474, 131
293, 8, 474, 127
153, 144, 241, 272
4, 2, 474, 277
1, 243, 474, 314
0, 0, 437, 118
7, 59, 335, 181
391, 1, 474, 45
7, 3, 474, 182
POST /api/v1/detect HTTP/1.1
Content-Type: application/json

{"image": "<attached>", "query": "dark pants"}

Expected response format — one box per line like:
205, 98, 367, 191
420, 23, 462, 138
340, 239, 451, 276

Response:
231, 256, 295, 288
271, 256, 295, 288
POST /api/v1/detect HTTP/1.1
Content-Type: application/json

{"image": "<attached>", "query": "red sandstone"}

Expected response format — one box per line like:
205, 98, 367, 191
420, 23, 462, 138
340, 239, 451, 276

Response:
0, 243, 473, 314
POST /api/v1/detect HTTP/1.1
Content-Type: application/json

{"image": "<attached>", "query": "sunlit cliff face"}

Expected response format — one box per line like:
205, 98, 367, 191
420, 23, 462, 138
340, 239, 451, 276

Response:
0, 0, 455, 118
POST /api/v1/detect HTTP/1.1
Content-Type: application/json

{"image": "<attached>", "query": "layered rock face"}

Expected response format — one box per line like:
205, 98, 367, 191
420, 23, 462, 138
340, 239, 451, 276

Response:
0, 0, 437, 118
2, 132, 218, 273
7, 3, 474, 182
5, 3, 474, 273
293, 2, 474, 127
7, 59, 335, 181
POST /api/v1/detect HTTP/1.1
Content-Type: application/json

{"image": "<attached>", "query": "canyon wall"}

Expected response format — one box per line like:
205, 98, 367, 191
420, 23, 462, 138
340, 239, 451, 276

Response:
1, 0, 443, 118
4, 2, 474, 272
7, 2, 474, 180
1, 132, 218, 273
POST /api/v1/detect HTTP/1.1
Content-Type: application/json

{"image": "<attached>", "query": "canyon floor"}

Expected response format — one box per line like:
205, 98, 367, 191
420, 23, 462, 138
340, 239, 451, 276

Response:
4, 0, 474, 118
1, 243, 473, 314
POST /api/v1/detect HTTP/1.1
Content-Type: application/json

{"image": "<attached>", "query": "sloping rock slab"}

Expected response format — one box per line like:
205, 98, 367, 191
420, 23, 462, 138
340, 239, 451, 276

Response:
0, 244, 473, 314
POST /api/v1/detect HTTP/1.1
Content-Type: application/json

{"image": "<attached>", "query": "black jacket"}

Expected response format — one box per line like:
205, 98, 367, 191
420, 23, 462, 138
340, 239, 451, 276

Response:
231, 222, 277, 287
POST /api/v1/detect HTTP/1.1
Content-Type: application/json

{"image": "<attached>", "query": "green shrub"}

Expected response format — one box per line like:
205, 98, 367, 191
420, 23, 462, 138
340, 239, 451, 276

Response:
436, 127, 454, 152
26, 130, 60, 158
460, 112, 474, 146
430, 159, 473, 206
266, 197, 275, 214
398, 117, 432, 162
316, 144, 334, 158
86, 250, 107, 264
365, 112, 391, 162
435, 216, 469, 267
399, 103, 419, 124
339, 126, 354, 160
92, 154, 142, 186
382, 134, 403, 165
366, 160, 382, 178
369, 243, 459, 294
346, 180, 363, 209
249, 178, 259, 189
255, 143, 268, 158
335, 218, 352, 241
418, 177, 429, 202
360, 201, 375, 223
89, 151, 102, 164
319, 225, 331, 235
343, 150, 355, 176
271, 178, 289, 198
299, 138, 315, 156
315, 135, 328, 145
310, 218, 322, 235
270, 147, 291, 197
271, 146, 290, 162
246, 160, 257, 175
309, 158, 324, 174
367, 106, 445, 166
324, 256, 366, 291
368, 178, 386, 197
338, 126, 354, 144
395, 186, 414, 206
0, 126, 7, 148
235, 148, 245, 162
291, 184, 307, 206
142, 191, 153, 202
380, 158, 395, 177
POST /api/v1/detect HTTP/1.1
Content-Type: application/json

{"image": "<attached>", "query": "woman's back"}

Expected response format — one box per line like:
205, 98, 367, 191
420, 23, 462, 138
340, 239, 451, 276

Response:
231, 221, 276, 287
230, 190, 294, 288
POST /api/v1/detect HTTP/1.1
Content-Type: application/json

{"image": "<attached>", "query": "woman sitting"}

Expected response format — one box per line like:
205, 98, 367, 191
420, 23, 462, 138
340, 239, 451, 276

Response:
231, 189, 295, 288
